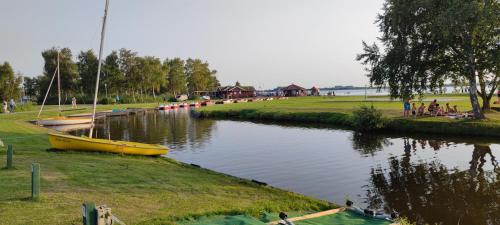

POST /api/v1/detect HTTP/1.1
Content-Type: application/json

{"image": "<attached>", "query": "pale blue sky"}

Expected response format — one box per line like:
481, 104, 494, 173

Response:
0, 0, 383, 89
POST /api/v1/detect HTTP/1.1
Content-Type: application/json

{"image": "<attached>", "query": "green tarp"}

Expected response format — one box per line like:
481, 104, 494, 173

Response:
179, 211, 392, 225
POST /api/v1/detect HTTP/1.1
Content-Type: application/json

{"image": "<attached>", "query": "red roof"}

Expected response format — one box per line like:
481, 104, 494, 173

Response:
282, 84, 306, 91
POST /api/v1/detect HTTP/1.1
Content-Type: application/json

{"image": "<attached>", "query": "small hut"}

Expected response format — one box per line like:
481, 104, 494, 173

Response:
282, 84, 307, 97
310, 86, 320, 96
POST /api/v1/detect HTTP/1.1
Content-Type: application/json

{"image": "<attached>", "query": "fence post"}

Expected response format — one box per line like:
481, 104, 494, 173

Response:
82, 202, 97, 225
6, 145, 13, 169
31, 163, 40, 200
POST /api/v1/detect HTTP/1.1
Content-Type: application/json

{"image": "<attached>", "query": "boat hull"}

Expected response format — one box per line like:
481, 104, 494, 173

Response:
50, 124, 92, 132
38, 117, 92, 126
48, 133, 168, 156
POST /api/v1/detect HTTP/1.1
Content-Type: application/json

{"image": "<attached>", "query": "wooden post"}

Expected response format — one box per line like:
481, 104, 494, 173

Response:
82, 202, 97, 225
31, 163, 40, 200
6, 144, 13, 169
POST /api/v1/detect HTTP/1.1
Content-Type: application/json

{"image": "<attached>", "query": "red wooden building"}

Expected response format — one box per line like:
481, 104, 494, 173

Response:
214, 85, 256, 99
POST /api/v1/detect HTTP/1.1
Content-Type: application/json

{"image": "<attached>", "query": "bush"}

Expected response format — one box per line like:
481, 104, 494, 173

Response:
351, 105, 385, 131
100, 97, 114, 105
13, 101, 35, 112
188, 95, 201, 101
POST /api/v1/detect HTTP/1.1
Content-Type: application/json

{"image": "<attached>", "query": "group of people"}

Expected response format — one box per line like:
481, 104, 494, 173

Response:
2, 99, 16, 113
403, 99, 459, 117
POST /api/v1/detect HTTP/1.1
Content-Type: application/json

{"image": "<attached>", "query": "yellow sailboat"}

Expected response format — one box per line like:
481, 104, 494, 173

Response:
48, 0, 168, 157
48, 133, 168, 156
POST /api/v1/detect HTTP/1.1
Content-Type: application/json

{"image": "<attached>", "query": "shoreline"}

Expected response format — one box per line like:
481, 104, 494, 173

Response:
0, 104, 334, 225
195, 107, 500, 138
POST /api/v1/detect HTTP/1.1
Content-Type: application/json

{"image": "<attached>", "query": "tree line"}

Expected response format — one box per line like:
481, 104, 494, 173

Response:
19, 47, 220, 104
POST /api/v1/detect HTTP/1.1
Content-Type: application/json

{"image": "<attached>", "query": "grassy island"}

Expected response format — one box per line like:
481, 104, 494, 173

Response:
196, 95, 500, 137
0, 104, 332, 225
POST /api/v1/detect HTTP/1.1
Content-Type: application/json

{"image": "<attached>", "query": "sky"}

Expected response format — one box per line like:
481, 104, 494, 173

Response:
0, 0, 384, 89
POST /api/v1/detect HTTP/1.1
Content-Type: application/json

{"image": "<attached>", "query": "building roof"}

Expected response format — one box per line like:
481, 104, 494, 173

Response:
282, 84, 306, 91
216, 85, 255, 92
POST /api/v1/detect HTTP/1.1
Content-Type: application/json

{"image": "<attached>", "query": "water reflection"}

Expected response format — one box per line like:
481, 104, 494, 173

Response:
71, 109, 215, 151
67, 110, 499, 225
367, 142, 499, 225
351, 132, 392, 156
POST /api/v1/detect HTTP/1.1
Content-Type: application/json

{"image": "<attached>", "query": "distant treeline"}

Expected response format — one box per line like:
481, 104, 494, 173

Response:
16, 47, 220, 104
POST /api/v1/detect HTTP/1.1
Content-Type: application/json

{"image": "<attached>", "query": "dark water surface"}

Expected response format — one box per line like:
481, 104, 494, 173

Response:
71, 109, 499, 225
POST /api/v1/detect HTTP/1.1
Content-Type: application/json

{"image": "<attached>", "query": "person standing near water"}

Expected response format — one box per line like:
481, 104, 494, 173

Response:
9, 99, 15, 113
403, 99, 411, 117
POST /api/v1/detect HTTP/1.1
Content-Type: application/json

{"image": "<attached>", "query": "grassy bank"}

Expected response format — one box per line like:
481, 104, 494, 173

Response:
0, 104, 332, 225
196, 95, 500, 137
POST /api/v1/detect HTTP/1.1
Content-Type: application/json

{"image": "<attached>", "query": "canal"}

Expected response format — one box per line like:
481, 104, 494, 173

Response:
71, 109, 499, 225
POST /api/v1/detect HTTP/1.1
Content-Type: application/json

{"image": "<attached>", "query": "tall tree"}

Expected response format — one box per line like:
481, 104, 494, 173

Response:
357, 0, 500, 118
0, 62, 22, 101
118, 48, 141, 99
209, 70, 220, 89
77, 50, 99, 96
103, 51, 123, 96
141, 56, 167, 98
166, 58, 187, 95
41, 47, 78, 101
23, 76, 38, 99
185, 58, 219, 95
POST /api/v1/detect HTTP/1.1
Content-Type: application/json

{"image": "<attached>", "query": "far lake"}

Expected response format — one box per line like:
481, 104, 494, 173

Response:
71, 109, 499, 225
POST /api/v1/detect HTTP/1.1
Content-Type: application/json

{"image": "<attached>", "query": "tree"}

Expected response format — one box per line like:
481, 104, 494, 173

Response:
0, 62, 22, 101
103, 51, 123, 96
235, 81, 241, 87
77, 50, 99, 96
357, 0, 500, 119
140, 56, 167, 98
209, 70, 220, 89
118, 48, 142, 100
23, 76, 38, 99
166, 58, 187, 95
185, 58, 219, 95
41, 47, 78, 102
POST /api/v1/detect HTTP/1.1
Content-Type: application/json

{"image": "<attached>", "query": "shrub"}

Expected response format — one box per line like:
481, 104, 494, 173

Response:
351, 105, 385, 131
188, 95, 201, 101
100, 97, 114, 105
14, 101, 35, 112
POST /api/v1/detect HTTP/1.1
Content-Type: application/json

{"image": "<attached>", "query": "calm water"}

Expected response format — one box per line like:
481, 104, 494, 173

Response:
71, 109, 499, 225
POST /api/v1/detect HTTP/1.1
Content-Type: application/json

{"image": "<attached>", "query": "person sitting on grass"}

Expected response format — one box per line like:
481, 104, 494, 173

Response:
278, 212, 295, 225
418, 103, 425, 116
445, 103, 452, 114
436, 106, 445, 116
403, 99, 411, 117
428, 99, 437, 115
411, 102, 417, 117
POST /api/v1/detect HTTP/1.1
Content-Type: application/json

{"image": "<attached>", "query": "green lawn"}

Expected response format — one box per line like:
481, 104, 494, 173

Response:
197, 95, 500, 136
0, 104, 332, 225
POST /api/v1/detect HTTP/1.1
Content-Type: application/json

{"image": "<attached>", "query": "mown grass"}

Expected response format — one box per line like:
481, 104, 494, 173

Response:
0, 103, 332, 225
197, 95, 500, 137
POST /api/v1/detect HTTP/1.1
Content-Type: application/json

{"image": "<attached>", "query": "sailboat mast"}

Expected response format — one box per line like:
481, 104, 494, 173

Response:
36, 66, 58, 120
57, 51, 61, 112
89, 0, 109, 138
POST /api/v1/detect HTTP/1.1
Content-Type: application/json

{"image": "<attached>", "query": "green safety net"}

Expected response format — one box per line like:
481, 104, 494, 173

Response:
179, 211, 392, 225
